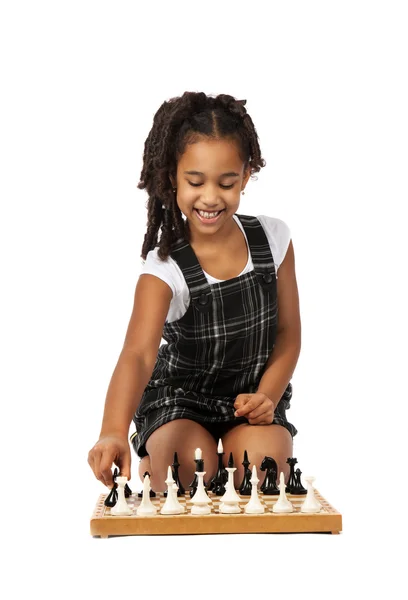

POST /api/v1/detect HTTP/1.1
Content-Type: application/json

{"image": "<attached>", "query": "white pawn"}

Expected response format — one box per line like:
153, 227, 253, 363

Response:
220, 464, 241, 514
136, 473, 157, 516
111, 476, 133, 516
161, 466, 185, 515
300, 476, 322, 513
244, 465, 265, 514
272, 472, 294, 513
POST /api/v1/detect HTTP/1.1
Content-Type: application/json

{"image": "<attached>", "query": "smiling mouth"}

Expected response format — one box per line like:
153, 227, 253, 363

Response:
194, 208, 225, 217
193, 208, 226, 224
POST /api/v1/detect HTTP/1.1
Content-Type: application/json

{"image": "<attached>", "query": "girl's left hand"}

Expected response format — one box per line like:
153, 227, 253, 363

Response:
233, 392, 276, 425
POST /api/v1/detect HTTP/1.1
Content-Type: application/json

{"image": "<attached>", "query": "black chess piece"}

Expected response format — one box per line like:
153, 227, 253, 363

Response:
292, 468, 307, 495
172, 452, 185, 495
164, 452, 185, 497
190, 456, 207, 498
260, 456, 279, 495
209, 441, 228, 495
137, 471, 157, 498
238, 450, 252, 495
104, 467, 119, 507
285, 457, 298, 494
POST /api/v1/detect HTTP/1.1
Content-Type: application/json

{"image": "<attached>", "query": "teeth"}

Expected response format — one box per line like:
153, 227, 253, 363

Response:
197, 210, 221, 218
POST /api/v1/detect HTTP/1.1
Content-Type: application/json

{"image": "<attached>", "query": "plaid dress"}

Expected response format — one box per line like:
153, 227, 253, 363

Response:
130, 213, 298, 458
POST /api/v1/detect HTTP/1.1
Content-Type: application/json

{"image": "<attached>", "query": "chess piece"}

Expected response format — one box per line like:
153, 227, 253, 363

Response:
104, 468, 119, 507
138, 471, 156, 498
111, 476, 133, 516
172, 451, 185, 495
136, 473, 158, 516
210, 439, 228, 496
164, 452, 185, 497
124, 481, 132, 498
272, 472, 294, 513
208, 438, 228, 495
190, 448, 207, 498
285, 457, 299, 493
300, 476, 322, 513
260, 456, 280, 495
161, 466, 185, 515
244, 465, 265, 514
238, 450, 252, 495
191, 465, 213, 515
292, 468, 307, 495
219, 452, 241, 514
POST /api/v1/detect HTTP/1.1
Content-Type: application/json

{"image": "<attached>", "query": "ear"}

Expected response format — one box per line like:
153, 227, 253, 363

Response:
243, 166, 251, 187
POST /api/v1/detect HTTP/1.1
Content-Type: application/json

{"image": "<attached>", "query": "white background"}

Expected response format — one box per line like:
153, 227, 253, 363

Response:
1, 1, 407, 598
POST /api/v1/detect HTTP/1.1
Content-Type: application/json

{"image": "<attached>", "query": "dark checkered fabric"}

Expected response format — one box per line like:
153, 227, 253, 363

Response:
130, 214, 298, 458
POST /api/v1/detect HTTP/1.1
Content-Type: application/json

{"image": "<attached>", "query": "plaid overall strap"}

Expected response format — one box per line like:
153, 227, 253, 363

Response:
235, 214, 278, 294
169, 214, 277, 313
170, 239, 213, 314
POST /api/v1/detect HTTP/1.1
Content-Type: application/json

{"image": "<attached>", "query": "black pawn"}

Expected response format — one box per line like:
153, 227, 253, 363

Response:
260, 456, 279, 495
137, 471, 157, 498
164, 452, 185, 497
292, 468, 307, 495
238, 450, 252, 495
285, 457, 298, 494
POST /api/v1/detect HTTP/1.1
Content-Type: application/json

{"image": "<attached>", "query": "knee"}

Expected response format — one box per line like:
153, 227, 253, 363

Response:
138, 456, 151, 483
148, 450, 218, 493
144, 420, 218, 492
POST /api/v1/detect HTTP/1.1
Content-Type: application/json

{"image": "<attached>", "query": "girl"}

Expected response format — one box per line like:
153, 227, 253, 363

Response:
88, 91, 301, 493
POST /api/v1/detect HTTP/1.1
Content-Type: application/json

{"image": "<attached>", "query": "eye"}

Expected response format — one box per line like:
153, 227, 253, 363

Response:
188, 182, 234, 189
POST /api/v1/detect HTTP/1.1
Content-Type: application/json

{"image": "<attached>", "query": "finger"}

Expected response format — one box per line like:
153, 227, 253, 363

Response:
247, 400, 271, 420
234, 394, 249, 410
118, 450, 132, 481
235, 397, 260, 417
90, 448, 107, 485
87, 451, 96, 477
100, 451, 116, 488
248, 411, 274, 425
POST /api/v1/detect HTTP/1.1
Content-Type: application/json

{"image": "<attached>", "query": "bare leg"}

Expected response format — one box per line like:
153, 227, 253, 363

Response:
138, 456, 152, 482
139, 419, 218, 492
222, 423, 293, 488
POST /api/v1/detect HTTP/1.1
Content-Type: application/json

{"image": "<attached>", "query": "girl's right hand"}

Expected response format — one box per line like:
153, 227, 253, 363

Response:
88, 435, 131, 489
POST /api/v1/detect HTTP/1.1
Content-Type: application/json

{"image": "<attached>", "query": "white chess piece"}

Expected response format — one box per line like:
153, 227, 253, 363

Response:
220, 464, 241, 514
191, 469, 212, 515
300, 476, 322, 513
111, 476, 133, 516
161, 466, 185, 514
136, 474, 157, 516
272, 472, 294, 513
244, 465, 265, 514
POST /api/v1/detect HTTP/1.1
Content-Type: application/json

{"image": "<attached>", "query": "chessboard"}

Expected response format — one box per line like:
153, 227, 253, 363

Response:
90, 489, 342, 537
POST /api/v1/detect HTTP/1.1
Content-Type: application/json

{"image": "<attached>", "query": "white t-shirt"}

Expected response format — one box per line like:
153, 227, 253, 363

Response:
141, 214, 291, 323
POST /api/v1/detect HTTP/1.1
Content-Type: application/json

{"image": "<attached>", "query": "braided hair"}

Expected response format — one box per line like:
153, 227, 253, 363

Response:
138, 92, 266, 261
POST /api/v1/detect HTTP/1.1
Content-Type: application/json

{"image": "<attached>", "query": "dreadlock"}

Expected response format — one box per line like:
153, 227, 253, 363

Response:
137, 91, 266, 261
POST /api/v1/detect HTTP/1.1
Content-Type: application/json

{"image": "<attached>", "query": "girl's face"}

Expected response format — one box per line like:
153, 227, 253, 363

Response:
172, 137, 250, 241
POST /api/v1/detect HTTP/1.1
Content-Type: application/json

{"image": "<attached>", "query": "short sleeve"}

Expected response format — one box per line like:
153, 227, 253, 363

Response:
142, 249, 179, 298
256, 215, 292, 269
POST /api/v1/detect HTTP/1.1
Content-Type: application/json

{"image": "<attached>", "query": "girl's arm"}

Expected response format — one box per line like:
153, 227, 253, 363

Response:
98, 274, 173, 439
256, 240, 302, 405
